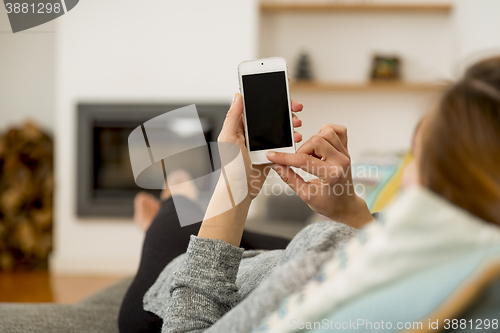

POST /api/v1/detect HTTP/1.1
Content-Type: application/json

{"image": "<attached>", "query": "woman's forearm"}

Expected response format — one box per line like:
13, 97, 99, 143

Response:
198, 177, 252, 247
165, 236, 245, 333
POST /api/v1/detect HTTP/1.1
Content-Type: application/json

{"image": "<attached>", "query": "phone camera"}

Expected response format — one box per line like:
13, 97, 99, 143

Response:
261, 63, 263, 65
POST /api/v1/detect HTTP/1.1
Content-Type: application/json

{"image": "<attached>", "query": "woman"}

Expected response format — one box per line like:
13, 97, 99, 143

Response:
119, 56, 500, 333
118, 99, 315, 333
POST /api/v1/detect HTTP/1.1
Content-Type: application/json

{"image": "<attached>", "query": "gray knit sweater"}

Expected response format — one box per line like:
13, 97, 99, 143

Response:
143, 221, 358, 333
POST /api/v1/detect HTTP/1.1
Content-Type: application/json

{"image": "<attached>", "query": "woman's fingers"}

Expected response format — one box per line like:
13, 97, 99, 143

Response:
291, 100, 303, 112
291, 100, 303, 128
296, 134, 340, 162
266, 151, 329, 178
272, 164, 309, 200
297, 125, 349, 158
317, 127, 349, 157
218, 93, 244, 141
294, 131, 303, 143
292, 114, 302, 128
320, 124, 348, 150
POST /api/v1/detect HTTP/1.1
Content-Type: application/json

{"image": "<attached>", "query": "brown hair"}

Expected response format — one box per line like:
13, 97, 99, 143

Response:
419, 56, 500, 225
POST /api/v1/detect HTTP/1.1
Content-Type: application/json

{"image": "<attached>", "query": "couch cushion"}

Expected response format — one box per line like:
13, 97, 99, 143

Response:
306, 247, 500, 333
0, 277, 132, 333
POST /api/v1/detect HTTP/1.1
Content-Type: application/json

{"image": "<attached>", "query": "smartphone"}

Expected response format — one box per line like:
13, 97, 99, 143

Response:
238, 57, 296, 165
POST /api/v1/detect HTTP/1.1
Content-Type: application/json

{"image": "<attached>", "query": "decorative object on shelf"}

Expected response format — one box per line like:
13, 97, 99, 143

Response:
370, 55, 402, 81
0, 121, 53, 271
295, 52, 314, 81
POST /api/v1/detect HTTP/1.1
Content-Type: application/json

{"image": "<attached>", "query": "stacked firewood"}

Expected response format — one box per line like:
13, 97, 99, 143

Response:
0, 121, 53, 271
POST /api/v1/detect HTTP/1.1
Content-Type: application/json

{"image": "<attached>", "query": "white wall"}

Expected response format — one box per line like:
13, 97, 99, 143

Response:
453, 0, 500, 70
51, 0, 500, 274
260, 2, 454, 159
52, 0, 258, 274
259, 0, 500, 159
0, 11, 55, 131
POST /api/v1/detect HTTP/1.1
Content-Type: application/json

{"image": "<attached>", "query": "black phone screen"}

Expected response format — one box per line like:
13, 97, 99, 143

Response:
242, 71, 293, 152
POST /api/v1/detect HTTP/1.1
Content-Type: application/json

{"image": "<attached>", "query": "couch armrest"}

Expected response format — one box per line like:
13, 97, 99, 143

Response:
0, 277, 132, 333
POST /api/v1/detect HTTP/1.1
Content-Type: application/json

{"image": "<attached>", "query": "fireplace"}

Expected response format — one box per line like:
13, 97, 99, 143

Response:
76, 103, 229, 217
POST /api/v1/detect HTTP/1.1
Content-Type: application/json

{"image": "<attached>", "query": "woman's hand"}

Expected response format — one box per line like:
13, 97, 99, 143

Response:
198, 93, 304, 246
266, 124, 373, 229
217, 93, 304, 200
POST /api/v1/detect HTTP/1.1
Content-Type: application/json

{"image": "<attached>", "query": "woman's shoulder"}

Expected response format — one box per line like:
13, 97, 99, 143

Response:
298, 220, 359, 243
280, 220, 358, 263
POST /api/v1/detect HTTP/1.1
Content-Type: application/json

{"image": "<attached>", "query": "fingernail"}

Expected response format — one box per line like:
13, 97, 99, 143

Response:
267, 151, 276, 157
231, 93, 238, 105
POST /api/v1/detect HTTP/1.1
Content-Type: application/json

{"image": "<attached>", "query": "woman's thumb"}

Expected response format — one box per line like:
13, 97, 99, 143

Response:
220, 93, 244, 138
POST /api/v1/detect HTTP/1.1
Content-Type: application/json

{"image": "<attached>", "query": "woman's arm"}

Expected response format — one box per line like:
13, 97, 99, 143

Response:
197, 93, 303, 246
164, 242, 331, 333
165, 235, 245, 333
163, 94, 304, 332
195, 93, 261, 246
197, 180, 252, 247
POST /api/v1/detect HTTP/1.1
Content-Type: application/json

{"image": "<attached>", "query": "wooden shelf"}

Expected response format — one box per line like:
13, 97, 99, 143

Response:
290, 81, 447, 92
260, 2, 453, 14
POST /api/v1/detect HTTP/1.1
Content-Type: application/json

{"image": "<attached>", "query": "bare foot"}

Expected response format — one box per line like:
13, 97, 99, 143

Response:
162, 169, 199, 202
133, 192, 161, 231
160, 179, 171, 201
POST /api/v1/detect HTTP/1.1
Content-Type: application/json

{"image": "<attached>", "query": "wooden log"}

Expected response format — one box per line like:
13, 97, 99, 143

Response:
0, 121, 53, 271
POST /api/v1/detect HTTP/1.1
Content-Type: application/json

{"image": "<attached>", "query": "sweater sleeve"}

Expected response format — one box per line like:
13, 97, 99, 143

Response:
164, 235, 244, 333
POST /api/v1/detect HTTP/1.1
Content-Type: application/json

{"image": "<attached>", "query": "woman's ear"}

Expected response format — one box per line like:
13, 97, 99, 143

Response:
401, 160, 419, 189
411, 109, 433, 187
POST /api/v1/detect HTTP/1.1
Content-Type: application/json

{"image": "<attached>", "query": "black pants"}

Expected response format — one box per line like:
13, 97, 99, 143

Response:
118, 196, 291, 333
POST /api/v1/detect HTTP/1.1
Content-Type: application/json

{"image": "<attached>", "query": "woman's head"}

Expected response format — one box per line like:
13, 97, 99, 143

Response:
416, 56, 500, 225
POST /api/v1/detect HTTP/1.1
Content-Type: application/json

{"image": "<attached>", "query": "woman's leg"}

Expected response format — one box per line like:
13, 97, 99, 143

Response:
241, 229, 291, 250
119, 196, 203, 333
119, 194, 291, 333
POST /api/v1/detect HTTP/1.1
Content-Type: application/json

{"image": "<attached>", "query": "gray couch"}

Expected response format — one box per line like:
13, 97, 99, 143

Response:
0, 278, 132, 333
0, 193, 314, 333
0, 189, 499, 333
0, 271, 499, 332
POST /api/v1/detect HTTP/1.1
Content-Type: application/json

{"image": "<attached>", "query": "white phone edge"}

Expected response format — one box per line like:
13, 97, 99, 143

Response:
238, 57, 296, 165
